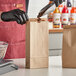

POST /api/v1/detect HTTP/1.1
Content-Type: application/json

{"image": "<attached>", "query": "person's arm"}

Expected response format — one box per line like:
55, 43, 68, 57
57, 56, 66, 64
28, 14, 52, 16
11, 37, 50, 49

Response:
37, 0, 65, 18
26, 0, 29, 13
0, 0, 29, 24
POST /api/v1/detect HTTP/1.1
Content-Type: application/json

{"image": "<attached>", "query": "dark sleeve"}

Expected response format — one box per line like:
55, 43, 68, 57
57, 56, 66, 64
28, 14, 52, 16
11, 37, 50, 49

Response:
26, 0, 29, 13
49, 0, 54, 1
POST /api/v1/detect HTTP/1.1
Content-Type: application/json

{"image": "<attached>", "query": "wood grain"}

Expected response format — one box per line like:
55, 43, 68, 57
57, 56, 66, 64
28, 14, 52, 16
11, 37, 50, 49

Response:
63, 25, 76, 29
49, 29, 63, 33
26, 18, 49, 69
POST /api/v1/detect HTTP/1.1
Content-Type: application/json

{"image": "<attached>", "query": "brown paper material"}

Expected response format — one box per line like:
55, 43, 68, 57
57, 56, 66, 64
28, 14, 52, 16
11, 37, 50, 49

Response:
62, 25, 76, 68
26, 18, 49, 69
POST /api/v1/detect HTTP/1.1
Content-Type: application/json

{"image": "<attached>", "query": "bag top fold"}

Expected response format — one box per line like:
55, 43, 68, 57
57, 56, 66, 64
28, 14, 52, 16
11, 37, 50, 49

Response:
27, 18, 47, 22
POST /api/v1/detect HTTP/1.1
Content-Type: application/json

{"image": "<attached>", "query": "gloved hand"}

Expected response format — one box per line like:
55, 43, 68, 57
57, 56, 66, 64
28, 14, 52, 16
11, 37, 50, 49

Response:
37, 0, 65, 18
1, 9, 29, 25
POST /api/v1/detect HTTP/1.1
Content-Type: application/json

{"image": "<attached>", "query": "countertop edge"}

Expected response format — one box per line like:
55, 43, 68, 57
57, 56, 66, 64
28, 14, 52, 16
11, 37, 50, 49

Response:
49, 29, 63, 33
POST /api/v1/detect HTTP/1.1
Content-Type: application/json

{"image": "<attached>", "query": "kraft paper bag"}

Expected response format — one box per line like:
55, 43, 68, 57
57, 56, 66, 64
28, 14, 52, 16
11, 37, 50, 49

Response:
62, 25, 76, 68
26, 18, 49, 69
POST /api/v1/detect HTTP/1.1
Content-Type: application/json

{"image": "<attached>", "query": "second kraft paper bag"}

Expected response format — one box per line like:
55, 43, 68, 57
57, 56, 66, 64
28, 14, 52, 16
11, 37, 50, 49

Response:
62, 25, 76, 68
26, 18, 49, 69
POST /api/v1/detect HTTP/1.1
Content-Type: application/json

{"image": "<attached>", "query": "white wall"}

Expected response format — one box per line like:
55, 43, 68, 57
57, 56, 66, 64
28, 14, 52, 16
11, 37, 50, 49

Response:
70, 0, 73, 5
28, 0, 73, 18
28, 0, 49, 18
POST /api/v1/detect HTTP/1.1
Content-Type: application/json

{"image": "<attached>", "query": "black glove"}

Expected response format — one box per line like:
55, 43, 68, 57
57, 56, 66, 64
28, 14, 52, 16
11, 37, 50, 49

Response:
54, 0, 65, 6
1, 9, 29, 25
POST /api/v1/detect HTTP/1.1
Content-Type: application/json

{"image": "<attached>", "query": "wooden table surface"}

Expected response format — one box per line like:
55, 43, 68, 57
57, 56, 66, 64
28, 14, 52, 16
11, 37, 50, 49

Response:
49, 29, 63, 33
